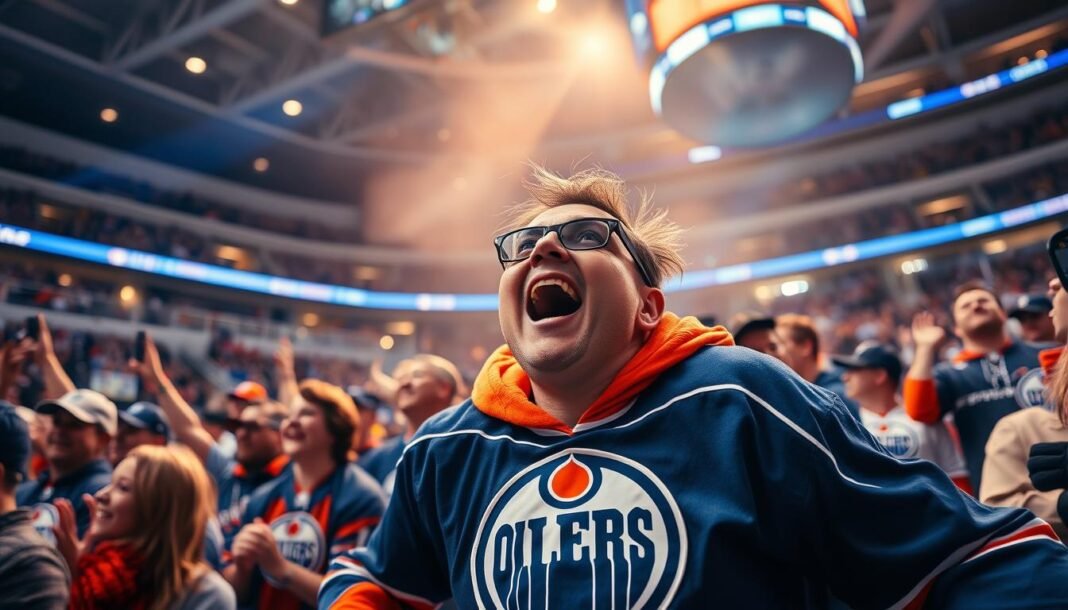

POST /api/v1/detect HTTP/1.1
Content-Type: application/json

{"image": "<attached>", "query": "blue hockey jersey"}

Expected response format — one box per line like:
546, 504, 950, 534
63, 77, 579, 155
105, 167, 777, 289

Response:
17, 458, 111, 539
232, 462, 386, 610
321, 327, 1068, 609
904, 341, 1045, 490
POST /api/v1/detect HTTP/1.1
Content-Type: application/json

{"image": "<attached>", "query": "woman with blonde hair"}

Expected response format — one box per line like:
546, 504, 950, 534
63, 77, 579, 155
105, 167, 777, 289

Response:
53, 444, 235, 610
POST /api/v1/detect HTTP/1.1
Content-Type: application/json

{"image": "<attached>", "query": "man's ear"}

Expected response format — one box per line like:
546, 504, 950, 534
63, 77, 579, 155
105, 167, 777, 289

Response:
637, 287, 666, 334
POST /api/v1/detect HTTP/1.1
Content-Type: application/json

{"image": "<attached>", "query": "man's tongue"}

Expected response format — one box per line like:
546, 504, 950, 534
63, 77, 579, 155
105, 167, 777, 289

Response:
528, 283, 582, 321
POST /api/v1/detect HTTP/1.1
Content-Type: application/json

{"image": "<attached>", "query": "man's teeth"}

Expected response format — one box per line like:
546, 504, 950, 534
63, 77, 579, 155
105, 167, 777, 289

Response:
530, 278, 577, 301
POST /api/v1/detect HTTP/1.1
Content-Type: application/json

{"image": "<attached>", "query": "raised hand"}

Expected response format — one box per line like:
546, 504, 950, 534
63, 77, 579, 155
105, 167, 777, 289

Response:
31, 313, 54, 364
53, 494, 97, 576
128, 332, 166, 387
274, 336, 295, 379
911, 311, 946, 349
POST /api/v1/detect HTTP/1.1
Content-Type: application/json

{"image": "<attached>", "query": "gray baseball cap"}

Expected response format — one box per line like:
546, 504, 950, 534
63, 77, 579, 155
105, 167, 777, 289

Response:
36, 389, 118, 437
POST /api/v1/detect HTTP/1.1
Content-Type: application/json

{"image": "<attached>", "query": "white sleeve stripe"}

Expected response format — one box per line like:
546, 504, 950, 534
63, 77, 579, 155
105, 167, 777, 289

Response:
404, 384, 880, 489
321, 568, 362, 590
617, 384, 882, 489
886, 536, 989, 610
888, 518, 1056, 610
963, 535, 1062, 564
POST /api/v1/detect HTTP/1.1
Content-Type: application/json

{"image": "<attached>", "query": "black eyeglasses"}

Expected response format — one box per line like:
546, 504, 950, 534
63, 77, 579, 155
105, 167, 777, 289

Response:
1050, 228, 1068, 287
493, 218, 655, 287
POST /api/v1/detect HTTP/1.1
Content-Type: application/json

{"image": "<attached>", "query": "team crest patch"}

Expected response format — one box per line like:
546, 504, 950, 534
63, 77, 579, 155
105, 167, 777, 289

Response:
1014, 368, 1048, 410
31, 503, 59, 545
872, 422, 919, 459
269, 512, 326, 574
471, 449, 687, 610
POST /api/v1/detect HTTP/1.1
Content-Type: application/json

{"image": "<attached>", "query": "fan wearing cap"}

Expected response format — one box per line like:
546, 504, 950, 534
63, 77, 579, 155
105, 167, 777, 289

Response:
229, 381, 269, 416
0, 401, 70, 609
1009, 293, 1056, 344
348, 386, 385, 455
835, 343, 970, 492
357, 355, 462, 495
108, 401, 170, 465
725, 311, 781, 357
16, 389, 116, 539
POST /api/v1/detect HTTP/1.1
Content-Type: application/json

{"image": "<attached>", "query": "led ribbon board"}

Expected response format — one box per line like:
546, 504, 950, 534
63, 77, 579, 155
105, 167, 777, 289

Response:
1, 192, 1065, 309
628, 1, 866, 147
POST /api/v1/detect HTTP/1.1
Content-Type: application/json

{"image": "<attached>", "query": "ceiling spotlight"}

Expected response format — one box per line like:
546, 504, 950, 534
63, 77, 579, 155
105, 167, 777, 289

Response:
185, 56, 207, 74
380, 335, 395, 350
253, 157, 270, 172
282, 99, 303, 117
279, 0, 299, 5
100, 108, 118, 123
537, 0, 557, 14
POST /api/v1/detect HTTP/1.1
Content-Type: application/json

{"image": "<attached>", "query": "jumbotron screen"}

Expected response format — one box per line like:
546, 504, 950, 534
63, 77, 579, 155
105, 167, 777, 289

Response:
322, 0, 414, 37
639, 0, 861, 52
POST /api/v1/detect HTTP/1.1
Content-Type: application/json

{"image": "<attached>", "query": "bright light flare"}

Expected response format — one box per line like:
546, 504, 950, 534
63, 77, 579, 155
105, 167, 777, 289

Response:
282, 99, 303, 117
185, 56, 207, 74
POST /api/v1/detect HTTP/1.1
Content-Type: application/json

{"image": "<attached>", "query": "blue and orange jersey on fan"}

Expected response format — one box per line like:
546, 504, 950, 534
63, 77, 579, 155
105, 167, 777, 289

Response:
204, 443, 290, 544
320, 314, 1068, 609
904, 340, 1047, 490
230, 461, 385, 610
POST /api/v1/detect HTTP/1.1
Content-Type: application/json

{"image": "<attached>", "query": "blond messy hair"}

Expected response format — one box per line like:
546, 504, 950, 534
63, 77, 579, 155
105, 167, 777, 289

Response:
503, 165, 685, 287
127, 445, 217, 610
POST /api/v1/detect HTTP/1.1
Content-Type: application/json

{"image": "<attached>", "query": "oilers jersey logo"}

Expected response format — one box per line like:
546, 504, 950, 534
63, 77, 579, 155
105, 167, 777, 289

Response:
872, 422, 919, 459
30, 503, 59, 545
270, 511, 326, 573
1013, 368, 1048, 410
471, 449, 687, 610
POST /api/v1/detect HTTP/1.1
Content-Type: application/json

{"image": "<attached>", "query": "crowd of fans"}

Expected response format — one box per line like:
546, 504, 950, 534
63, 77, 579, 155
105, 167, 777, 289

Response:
7, 189, 1068, 606
5, 229, 1068, 606
1, 103, 1066, 289
2, 74, 1068, 609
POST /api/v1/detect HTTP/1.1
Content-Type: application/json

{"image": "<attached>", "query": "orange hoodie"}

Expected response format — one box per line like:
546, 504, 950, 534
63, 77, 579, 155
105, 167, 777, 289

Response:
471, 312, 734, 435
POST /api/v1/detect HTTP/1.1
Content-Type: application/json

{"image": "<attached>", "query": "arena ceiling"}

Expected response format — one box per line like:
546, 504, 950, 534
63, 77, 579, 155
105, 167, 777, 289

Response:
0, 0, 1065, 204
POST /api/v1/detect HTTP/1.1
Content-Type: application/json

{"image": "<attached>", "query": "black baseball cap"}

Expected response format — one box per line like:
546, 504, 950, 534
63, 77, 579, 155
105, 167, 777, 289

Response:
118, 401, 170, 438
832, 343, 903, 384
1008, 294, 1053, 319
0, 401, 30, 481
347, 386, 385, 412
726, 311, 776, 342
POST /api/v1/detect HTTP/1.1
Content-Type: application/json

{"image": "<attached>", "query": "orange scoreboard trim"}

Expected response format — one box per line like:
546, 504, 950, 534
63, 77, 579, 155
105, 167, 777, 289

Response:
648, 0, 859, 52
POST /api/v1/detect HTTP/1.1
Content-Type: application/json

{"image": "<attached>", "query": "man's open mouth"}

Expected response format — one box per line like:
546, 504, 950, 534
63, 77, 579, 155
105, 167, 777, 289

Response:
527, 278, 582, 321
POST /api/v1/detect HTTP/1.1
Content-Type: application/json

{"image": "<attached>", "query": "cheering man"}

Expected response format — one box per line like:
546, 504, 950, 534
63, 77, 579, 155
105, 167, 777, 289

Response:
321, 166, 1068, 609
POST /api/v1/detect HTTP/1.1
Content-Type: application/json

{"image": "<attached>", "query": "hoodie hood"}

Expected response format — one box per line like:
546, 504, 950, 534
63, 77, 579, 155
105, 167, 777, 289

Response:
471, 312, 734, 435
